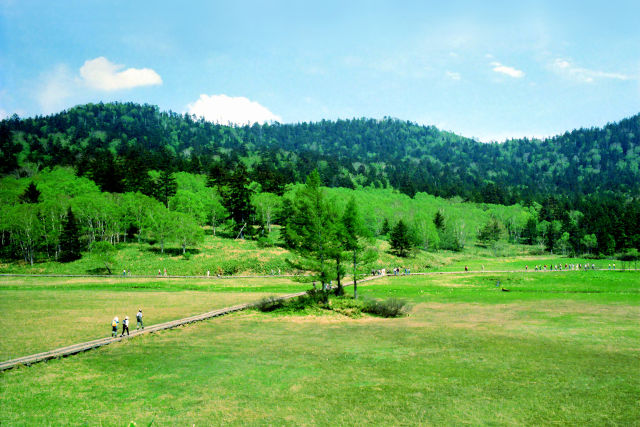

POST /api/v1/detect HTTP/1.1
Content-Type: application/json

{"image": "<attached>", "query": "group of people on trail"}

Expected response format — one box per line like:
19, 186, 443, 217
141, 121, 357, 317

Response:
534, 263, 597, 271
371, 267, 411, 276
157, 268, 168, 276
111, 309, 144, 337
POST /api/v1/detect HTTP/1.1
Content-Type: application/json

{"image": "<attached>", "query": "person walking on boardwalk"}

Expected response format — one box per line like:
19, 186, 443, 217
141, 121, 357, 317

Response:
136, 309, 144, 330
121, 316, 130, 337
111, 316, 119, 337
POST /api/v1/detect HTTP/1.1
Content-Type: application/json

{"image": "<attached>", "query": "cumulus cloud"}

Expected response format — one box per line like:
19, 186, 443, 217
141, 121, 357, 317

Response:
79, 57, 162, 91
187, 94, 282, 125
552, 58, 632, 83
36, 58, 162, 114
491, 62, 524, 78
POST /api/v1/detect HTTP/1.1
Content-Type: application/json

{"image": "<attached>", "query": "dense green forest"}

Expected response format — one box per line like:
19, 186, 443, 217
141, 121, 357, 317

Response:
1, 102, 639, 270
2, 102, 639, 202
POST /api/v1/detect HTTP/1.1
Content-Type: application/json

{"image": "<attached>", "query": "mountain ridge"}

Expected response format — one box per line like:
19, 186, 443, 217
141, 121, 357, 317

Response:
1, 102, 639, 204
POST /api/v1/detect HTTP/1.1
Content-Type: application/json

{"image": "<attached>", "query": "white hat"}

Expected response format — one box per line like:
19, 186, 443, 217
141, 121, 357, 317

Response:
125, 316, 129, 319
114, 316, 118, 321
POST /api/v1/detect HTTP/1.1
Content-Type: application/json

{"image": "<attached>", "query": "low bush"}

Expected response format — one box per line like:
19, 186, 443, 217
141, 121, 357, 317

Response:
362, 298, 410, 318
256, 292, 409, 318
254, 296, 285, 312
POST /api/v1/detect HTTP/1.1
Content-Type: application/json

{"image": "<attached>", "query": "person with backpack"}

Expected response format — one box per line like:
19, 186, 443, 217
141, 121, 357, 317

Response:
136, 309, 144, 330
121, 316, 130, 337
111, 316, 119, 337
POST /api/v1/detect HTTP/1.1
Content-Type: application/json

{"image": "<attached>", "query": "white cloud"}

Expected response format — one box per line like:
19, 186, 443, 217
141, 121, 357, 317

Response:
491, 62, 524, 78
79, 57, 162, 91
552, 58, 633, 83
38, 64, 76, 113
446, 71, 461, 80
35, 58, 162, 114
187, 94, 282, 125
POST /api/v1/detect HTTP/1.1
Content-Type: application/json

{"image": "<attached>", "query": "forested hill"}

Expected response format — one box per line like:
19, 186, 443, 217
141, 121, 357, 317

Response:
1, 102, 639, 203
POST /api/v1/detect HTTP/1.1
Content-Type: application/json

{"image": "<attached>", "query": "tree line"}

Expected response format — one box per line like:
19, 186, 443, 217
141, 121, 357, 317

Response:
2, 167, 638, 272
2, 102, 639, 208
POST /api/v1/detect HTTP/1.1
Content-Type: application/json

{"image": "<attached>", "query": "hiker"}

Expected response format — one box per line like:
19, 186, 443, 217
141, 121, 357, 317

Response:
464, 265, 468, 272
111, 316, 119, 337
163, 267, 167, 276
136, 309, 144, 330
121, 316, 130, 337
157, 269, 161, 276
122, 269, 126, 276
207, 270, 210, 277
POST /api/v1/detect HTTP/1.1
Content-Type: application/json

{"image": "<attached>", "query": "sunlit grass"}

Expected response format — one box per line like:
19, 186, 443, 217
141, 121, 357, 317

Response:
0, 272, 638, 425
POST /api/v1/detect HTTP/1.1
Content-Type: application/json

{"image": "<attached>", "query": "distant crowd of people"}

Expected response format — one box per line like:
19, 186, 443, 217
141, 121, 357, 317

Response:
371, 267, 411, 276
533, 263, 604, 271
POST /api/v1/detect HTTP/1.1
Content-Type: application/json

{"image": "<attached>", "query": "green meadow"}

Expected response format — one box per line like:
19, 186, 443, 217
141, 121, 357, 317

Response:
1, 270, 638, 425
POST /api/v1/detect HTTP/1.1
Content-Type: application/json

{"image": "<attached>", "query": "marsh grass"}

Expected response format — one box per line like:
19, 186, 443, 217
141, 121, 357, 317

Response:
0, 272, 638, 425
0, 276, 305, 360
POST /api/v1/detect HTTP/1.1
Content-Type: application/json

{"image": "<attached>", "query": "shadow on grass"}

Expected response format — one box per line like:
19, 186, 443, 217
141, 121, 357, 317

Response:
85, 267, 111, 275
145, 248, 201, 256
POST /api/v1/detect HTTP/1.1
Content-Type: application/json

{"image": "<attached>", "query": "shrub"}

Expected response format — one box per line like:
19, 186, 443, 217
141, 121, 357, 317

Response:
256, 236, 275, 248
255, 296, 285, 312
362, 298, 410, 318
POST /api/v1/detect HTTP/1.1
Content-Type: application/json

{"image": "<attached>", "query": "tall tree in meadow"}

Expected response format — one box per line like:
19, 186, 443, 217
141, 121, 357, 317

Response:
252, 192, 282, 234
341, 196, 376, 299
174, 213, 205, 254
477, 218, 504, 247
284, 170, 336, 289
389, 219, 413, 257
221, 164, 256, 239
144, 205, 176, 253
59, 207, 82, 262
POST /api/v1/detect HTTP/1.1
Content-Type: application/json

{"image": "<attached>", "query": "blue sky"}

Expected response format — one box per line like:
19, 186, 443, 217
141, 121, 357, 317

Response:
1, 0, 639, 141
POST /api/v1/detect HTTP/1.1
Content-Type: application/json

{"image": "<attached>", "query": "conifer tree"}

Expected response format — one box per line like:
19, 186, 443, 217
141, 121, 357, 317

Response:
477, 218, 504, 247
389, 219, 413, 257
221, 164, 256, 238
341, 197, 376, 299
380, 218, 391, 236
20, 182, 41, 204
285, 170, 336, 289
433, 210, 445, 231
154, 170, 177, 208
59, 207, 82, 262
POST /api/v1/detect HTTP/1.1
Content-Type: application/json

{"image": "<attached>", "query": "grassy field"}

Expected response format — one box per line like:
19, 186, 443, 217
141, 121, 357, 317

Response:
1, 271, 638, 425
0, 276, 306, 360
0, 230, 626, 278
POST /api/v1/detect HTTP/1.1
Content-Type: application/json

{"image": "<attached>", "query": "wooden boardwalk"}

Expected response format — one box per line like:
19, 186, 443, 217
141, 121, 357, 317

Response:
0, 275, 385, 372
2, 269, 634, 372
